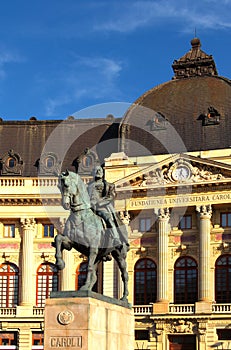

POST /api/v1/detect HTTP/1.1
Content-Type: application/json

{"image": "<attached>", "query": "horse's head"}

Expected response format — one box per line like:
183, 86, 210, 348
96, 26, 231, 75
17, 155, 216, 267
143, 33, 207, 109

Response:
58, 170, 78, 210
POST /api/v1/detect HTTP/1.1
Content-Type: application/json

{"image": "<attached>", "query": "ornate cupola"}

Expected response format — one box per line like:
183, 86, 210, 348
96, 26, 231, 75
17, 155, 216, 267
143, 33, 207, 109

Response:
172, 37, 218, 79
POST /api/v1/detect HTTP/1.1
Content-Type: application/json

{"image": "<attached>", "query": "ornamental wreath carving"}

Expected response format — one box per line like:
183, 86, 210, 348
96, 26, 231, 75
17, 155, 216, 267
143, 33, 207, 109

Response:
57, 310, 74, 325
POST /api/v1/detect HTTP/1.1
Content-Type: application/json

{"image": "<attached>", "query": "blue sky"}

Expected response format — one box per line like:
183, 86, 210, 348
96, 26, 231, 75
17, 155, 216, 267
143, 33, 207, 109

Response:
1, 0, 231, 120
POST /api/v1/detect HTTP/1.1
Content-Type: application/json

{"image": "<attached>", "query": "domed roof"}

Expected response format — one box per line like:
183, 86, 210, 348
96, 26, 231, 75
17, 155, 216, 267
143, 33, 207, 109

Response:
120, 38, 231, 156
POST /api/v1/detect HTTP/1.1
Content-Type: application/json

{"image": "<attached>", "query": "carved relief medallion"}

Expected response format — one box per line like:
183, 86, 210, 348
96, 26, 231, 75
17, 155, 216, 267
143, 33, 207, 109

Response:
57, 310, 74, 325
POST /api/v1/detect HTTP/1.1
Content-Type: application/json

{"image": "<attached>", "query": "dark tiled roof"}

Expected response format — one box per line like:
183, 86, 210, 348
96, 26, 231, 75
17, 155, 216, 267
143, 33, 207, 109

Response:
120, 75, 231, 156
0, 118, 120, 176
119, 37, 231, 156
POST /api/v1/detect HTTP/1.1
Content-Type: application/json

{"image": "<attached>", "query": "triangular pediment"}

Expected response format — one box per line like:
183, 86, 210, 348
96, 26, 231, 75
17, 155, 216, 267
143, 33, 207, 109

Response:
115, 154, 231, 191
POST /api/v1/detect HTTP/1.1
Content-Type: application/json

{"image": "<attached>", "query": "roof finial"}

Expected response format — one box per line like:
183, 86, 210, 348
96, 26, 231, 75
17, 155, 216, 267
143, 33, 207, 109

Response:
195, 27, 197, 38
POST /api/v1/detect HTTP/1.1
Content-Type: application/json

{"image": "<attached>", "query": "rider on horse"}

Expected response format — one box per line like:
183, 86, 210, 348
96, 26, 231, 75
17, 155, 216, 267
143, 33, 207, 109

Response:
87, 166, 129, 250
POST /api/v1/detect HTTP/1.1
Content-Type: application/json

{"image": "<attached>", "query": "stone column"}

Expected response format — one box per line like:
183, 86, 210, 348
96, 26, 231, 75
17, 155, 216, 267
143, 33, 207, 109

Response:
60, 249, 74, 291
20, 218, 36, 306
196, 205, 212, 302
153, 208, 170, 313
103, 259, 115, 298
157, 208, 170, 302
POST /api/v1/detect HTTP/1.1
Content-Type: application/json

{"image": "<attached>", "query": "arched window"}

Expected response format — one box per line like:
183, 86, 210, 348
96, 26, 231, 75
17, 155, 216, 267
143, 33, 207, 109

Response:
82, 155, 92, 168
8, 157, 16, 168
0, 263, 19, 307
134, 258, 157, 305
76, 262, 103, 293
36, 263, 59, 307
174, 257, 198, 304
215, 255, 231, 303
45, 157, 54, 168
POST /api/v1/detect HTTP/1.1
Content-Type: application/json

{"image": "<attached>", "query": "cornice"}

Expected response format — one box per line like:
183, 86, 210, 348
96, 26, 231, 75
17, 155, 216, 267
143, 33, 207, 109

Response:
0, 196, 61, 206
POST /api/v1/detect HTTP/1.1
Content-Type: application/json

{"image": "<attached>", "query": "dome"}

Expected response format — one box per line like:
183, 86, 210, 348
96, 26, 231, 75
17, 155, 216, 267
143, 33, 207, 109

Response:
120, 39, 231, 156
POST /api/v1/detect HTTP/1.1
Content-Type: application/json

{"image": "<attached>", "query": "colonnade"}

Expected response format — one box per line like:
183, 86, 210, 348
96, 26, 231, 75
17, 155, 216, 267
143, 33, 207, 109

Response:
155, 205, 213, 305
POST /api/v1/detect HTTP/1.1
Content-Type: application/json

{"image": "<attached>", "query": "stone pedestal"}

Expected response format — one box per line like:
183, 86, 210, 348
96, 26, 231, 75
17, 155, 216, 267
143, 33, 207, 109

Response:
44, 291, 134, 350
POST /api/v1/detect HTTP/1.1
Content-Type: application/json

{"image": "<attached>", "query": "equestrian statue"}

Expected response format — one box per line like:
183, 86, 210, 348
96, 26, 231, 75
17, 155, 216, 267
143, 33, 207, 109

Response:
53, 166, 130, 303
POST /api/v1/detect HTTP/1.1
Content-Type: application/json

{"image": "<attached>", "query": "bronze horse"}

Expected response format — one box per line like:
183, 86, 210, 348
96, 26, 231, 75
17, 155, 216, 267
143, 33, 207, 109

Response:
53, 170, 129, 302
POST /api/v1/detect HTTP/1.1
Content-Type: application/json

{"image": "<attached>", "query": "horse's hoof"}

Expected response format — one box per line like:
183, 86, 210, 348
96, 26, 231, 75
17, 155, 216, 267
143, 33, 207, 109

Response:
79, 285, 90, 291
120, 297, 131, 308
120, 296, 128, 303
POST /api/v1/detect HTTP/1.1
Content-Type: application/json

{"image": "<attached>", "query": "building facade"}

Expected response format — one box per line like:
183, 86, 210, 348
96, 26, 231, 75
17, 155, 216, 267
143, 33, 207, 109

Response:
0, 38, 231, 349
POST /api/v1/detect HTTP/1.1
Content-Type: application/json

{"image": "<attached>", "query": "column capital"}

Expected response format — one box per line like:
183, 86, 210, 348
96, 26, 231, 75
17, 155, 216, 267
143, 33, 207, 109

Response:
119, 211, 130, 225
20, 218, 36, 230
158, 208, 170, 221
196, 204, 212, 218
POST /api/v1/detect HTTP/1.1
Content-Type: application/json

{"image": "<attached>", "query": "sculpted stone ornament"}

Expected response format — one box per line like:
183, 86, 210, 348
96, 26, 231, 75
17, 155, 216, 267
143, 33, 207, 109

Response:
57, 310, 74, 325
53, 168, 130, 304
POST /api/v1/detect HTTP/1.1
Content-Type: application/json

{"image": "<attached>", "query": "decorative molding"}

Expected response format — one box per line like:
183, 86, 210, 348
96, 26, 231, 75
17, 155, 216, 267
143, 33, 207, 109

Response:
119, 211, 130, 225
20, 218, 36, 230
213, 242, 231, 256
36, 152, 61, 176
158, 208, 170, 221
0, 197, 61, 206
0, 149, 23, 175
116, 155, 231, 191
196, 204, 212, 218
166, 319, 194, 333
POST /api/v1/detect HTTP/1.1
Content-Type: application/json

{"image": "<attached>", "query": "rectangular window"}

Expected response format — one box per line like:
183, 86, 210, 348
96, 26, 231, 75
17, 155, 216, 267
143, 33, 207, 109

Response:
217, 329, 231, 340
0, 332, 17, 346
179, 215, 192, 230
221, 213, 231, 227
139, 218, 151, 232
42, 224, 54, 238
32, 332, 44, 349
3, 224, 15, 238
135, 330, 149, 341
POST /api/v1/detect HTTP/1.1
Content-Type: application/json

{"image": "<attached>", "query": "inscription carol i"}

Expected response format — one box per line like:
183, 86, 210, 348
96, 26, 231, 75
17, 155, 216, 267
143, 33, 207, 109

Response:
50, 336, 82, 348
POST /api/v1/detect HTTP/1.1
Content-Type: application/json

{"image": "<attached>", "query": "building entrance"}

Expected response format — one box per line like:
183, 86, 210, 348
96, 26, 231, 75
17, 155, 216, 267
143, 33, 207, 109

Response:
168, 335, 196, 350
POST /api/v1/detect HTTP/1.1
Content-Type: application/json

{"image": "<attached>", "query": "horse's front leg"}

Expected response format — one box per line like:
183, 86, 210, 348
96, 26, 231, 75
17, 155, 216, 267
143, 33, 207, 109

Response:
53, 234, 73, 270
80, 248, 98, 291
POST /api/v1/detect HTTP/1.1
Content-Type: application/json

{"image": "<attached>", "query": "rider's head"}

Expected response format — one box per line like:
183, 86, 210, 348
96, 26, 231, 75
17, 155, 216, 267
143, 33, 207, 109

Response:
93, 166, 104, 179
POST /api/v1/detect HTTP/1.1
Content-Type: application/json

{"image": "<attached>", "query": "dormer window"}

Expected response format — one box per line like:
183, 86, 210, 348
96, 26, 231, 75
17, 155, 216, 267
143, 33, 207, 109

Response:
198, 106, 221, 126
0, 150, 23, 176
36, 153, 60, 176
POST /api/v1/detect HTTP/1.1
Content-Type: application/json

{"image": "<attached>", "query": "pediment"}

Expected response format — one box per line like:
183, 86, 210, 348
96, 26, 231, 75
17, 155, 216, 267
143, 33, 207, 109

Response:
115, 154, 231, 190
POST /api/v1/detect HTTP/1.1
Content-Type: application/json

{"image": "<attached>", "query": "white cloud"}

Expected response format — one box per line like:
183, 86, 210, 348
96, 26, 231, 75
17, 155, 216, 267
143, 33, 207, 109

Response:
0, 50, 24, 80
94, 0, 231, 33
43, 56, 123, 117
45, 95, 72, 117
